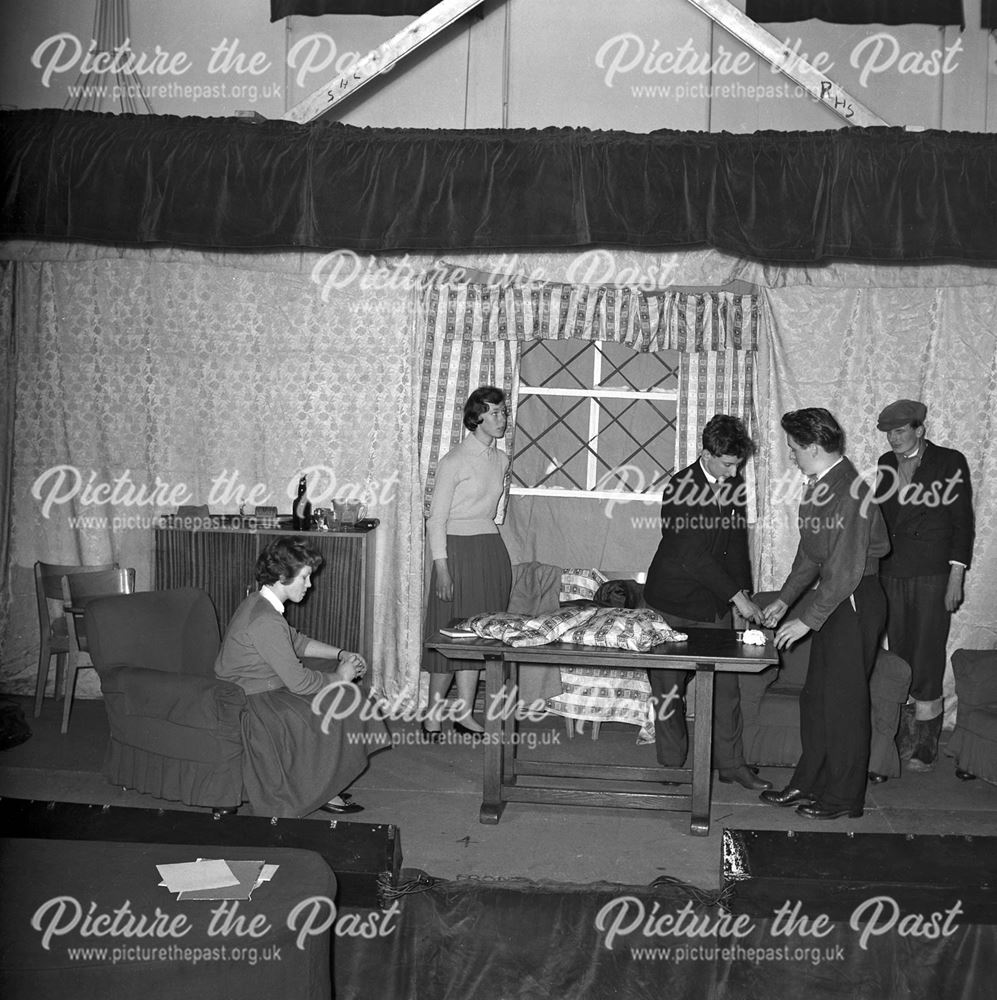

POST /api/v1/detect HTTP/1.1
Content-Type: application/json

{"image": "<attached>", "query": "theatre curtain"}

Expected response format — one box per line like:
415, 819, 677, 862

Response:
417, 281, 761, 550
3, 111, 997, 263
746, 1, 964, 25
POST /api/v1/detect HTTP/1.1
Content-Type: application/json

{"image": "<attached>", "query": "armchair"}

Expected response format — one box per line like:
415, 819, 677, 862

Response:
738, 591, 911, 776
946, 648, 997, 783
84, 588, 246, 812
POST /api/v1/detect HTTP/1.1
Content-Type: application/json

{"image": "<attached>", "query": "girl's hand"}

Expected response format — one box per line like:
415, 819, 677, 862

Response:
435, 561, 454, 602
335, 651, 366, 683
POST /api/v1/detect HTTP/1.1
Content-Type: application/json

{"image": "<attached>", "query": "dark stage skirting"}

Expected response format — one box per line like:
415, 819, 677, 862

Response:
334, 867, 996, 999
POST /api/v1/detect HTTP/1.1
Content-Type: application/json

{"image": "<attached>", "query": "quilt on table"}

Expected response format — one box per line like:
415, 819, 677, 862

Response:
558, 607, 688, 653
460, 606, 600, 647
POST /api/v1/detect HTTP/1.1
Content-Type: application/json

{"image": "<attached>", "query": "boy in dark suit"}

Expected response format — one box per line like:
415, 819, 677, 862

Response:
643, 414, 768, 790
875, 399, 975, 771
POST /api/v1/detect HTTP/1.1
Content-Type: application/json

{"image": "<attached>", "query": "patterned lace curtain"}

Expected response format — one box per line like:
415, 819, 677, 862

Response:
758, 283, 997, 722
418, 280, 761, 519
1, 249, 423, 705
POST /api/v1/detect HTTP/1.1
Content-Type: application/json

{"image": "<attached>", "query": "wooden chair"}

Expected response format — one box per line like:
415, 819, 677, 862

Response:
61, 567, 136, 733
33, 561, 117, 719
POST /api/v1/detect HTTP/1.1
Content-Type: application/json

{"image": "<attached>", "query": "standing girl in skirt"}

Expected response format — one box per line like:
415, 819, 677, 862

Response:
422, 385, 513, 739
215, 536, 388, 817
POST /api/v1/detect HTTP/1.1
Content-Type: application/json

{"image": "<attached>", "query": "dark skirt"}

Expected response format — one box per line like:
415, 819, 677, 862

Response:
423, 532, 512, 674
240, 684, 389, 818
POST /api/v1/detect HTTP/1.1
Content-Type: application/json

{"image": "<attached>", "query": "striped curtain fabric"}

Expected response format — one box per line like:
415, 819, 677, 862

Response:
419, 280, 760, 517
419, 285, 519, 519
678, 350, 759, 521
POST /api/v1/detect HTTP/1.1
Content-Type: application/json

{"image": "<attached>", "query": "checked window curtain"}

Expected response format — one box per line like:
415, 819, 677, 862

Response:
418, 280, 760, 519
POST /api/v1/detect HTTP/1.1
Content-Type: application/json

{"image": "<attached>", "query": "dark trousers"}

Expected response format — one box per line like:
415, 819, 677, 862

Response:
882, 574, 950, 702
791, 575, 886, 811
646, 612, 744, 770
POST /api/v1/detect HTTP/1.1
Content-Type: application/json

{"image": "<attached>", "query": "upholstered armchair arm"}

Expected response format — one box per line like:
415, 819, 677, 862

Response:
952, 649, 997, 712
98, 664, 246, 736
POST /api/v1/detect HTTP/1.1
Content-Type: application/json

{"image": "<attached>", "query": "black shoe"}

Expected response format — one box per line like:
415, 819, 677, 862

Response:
421, 722, 443, 743
867, 772, 889, 784
760, 786, 814, 807
454, 721, 484, 741
319, 799, 364, 815
719, 765, 772, 791
796, 802, 863, 820
955, 768, 978, 781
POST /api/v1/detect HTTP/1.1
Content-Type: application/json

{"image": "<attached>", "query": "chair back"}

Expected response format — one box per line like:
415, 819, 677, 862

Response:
34, 560, 117, 642
85, 588, 221, 678
63, 568, 136, 653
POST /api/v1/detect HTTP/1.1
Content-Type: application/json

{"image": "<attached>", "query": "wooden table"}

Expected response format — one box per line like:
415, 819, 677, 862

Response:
426, 628, 777, 836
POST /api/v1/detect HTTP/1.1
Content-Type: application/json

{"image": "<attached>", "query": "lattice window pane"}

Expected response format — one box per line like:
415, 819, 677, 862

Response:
513, 340, 678, 497
512, 394, 591, 490
597, 398, 675, 494
520, 339, 593, 390
598, 342, 680, 392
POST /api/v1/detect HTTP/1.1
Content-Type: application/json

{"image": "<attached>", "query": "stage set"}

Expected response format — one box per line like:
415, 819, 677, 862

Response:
1, 692, 995, 999
4, 3, 997, 998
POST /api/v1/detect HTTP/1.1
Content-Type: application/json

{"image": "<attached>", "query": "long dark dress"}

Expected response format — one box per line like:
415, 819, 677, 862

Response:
215, 592, 389, 817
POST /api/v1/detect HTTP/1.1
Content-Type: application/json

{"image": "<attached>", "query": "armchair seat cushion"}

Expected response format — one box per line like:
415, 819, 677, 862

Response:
85, 588, 246, 808
946, 648, 997, 783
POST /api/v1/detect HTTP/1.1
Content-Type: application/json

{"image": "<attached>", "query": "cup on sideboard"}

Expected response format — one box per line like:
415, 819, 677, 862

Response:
332, 498, 367, 526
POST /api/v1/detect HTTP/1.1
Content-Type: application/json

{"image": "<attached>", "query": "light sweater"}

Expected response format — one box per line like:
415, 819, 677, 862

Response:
426, 433, 509, 561
214, 592, 330, 696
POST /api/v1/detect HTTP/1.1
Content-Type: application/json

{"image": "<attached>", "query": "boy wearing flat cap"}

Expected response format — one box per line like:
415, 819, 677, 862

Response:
874, 399, 975, 773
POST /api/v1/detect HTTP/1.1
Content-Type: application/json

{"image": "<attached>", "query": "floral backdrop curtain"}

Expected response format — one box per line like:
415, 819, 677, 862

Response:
0, 245, 424, 705
757, 281, 997, 723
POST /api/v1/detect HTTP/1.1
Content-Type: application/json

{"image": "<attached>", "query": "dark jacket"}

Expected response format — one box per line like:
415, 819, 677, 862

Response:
779, 457, 890, 631
643, 460, 751, 622
875, 440, 974, 577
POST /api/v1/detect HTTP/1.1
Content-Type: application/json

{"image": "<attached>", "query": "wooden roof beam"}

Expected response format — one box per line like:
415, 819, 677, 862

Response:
284, 0, 487, 123
683, 0, 890, 126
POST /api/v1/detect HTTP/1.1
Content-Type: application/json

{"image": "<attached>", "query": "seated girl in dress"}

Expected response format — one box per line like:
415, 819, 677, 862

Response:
215, 536, 387, 817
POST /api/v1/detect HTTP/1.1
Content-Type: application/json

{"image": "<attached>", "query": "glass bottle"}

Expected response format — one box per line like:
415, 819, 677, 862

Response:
292, 474, 312, 531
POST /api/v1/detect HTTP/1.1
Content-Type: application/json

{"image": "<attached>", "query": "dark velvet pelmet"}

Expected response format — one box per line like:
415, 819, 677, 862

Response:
3, 109, 997, 262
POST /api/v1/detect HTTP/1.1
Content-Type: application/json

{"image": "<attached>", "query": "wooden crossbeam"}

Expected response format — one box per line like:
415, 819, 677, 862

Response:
283, 0, 487, 123
683, 0, 889, 126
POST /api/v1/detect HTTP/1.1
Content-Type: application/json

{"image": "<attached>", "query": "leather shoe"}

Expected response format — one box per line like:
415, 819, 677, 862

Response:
719, 765, 771, 791
759, 786, 814, 808
453, 721, 484, 741
796, 802, 863, 820
955, 768, 977, 781
867, 772, 888, 784
421, 722, 443, 743
319, 799, 364, 815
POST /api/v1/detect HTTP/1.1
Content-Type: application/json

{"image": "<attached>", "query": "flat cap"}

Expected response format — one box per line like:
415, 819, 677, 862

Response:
877, 399, 926, 431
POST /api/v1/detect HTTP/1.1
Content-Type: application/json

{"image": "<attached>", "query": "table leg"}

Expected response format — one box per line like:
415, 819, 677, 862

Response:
501, 660, 518, 780
690, 663, 715, 836
480, 653, 507, 824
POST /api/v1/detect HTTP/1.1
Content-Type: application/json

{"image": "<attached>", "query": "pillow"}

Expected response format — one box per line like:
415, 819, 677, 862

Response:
462, 606, 600, 647
558, 568, 608, 604
559, 607, 688, 653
